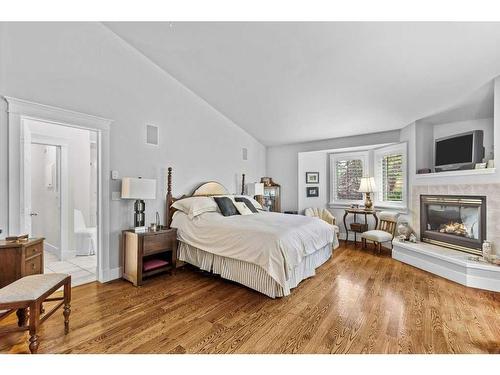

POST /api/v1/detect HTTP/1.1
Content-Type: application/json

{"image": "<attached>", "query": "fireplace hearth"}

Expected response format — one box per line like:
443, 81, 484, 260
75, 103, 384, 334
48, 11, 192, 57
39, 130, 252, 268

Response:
420, 195, 486, 255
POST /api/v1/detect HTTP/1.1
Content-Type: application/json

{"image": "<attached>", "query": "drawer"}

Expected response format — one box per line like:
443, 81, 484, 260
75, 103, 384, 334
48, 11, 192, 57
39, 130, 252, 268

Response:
24, 255, 42, 276
24, 243, 43, 259
143, 232, 175, 255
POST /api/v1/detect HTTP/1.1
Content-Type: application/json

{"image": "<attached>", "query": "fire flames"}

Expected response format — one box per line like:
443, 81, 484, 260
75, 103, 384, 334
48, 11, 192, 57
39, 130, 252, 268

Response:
439, 222, 468, 237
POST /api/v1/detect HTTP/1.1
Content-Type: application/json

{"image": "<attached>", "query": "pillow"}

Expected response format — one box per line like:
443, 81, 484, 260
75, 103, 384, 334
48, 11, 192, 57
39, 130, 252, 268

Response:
235, 195, 263, 210
213, 196, 240, 217
234, 201, 254, 215
234, 197, 259, 213
172, 196, 218, 219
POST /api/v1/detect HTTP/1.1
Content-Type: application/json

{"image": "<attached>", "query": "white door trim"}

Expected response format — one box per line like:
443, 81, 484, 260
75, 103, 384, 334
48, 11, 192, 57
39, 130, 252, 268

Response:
4, 96, 113, 283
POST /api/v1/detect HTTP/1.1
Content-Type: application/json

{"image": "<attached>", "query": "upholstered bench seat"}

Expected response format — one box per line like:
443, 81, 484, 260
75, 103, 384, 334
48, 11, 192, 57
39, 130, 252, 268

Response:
0, 274, 68, 304
0, 273, 71, 353
361, 230, 393, 243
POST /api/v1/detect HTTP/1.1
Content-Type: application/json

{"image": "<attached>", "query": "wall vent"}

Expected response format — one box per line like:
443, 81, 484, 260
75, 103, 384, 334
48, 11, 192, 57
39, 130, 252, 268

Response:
146, 124, 159, 146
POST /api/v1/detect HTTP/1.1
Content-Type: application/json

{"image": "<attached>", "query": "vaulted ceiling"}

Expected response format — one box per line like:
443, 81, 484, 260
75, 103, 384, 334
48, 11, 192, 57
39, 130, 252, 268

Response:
104, 22, 500, 146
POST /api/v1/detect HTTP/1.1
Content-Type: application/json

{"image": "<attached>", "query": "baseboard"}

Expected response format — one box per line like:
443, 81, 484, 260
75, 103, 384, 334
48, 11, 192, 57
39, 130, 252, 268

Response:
44, 242, 59, 255
100, 267, 122, 283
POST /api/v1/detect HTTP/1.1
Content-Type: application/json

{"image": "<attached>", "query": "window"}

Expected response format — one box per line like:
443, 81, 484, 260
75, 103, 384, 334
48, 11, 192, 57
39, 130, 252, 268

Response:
330, 151, 368, 204
375, 143, 407, 208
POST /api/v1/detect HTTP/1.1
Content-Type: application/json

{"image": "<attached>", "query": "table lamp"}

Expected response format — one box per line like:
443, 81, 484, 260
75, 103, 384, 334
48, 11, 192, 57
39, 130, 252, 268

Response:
246, 182, 264, 199
358, 177, 376, 209
121, 177, 156, 227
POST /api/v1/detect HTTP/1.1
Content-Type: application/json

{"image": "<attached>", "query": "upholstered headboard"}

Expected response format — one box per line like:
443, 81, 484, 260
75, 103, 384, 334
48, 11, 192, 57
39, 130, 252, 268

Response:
192, 182, 228, 196
165, 168, 231, 228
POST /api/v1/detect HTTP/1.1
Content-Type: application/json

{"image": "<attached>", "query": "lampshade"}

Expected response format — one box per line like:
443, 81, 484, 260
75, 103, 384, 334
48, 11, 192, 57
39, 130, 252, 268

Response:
358, 177, 377, 193
246, 182, 264, 196
121, 177, 156, 200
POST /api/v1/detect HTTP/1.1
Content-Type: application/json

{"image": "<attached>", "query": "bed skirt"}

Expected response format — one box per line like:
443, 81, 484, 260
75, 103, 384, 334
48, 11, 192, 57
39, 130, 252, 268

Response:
178, 242, 334, 298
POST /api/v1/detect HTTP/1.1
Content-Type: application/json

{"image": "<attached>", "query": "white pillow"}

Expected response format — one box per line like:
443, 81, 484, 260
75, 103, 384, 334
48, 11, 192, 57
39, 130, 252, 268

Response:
172, 196, 218, 219
235, 195, 263, 210
234, 201, 254, 215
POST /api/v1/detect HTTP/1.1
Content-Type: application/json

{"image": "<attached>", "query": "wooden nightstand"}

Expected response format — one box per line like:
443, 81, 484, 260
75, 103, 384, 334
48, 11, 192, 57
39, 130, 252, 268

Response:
122, 228, 177, 286
0, 238, 45, 288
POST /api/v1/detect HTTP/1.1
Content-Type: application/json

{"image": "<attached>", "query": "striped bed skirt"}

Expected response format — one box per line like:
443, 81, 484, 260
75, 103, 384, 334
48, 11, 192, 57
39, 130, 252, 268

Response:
178, 242, 334, 298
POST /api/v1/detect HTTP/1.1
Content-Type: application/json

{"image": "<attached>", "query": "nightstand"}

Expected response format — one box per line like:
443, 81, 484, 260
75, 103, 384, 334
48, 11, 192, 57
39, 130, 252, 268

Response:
122, 228, 177, 286
0, 238, 45, 288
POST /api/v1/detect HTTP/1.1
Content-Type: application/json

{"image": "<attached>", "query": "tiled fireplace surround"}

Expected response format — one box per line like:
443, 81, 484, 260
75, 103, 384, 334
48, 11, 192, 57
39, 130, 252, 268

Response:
411, 183, 500, 256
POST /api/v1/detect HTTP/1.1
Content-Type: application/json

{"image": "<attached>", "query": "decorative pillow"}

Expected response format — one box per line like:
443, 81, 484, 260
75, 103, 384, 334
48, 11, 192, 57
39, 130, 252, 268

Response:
233, 201, 254, 215
235, 195, 263, 210
234, 197, 259, 213
172, 196, 218, 219
213, 196, 240, 217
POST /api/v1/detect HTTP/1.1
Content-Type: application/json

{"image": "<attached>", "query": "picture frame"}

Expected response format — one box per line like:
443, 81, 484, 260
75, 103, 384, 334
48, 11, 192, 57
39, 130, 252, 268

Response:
305, 172, 319, 184
306, 186, 319, 197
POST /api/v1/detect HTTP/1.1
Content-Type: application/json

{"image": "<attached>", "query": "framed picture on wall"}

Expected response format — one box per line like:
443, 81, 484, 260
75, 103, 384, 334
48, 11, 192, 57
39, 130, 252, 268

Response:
306, 186, 319, 197
305, 172, 319, 184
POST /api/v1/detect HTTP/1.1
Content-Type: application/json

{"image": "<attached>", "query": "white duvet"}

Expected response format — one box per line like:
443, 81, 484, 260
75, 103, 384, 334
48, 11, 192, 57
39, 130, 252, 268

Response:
171, 211, 337, 288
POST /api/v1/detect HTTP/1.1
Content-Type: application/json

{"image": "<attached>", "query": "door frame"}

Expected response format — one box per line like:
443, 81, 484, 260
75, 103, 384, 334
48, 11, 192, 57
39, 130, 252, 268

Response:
5, 97, 113, 283
29, 137, 69, 261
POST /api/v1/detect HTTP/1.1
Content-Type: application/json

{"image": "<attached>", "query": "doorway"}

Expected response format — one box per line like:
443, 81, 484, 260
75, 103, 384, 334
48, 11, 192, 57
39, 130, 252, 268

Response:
6, 96, 113, 284
25, 119, 99, 286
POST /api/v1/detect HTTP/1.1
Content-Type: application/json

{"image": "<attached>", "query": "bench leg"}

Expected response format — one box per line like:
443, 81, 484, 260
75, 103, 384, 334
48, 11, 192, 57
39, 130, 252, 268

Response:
16, 308, 27, 327
28, 301, 40, 354
63, 278, 71, 334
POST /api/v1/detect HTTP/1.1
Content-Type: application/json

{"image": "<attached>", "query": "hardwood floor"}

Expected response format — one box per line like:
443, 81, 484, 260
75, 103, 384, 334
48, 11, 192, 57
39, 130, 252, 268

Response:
1, 242, 499, 354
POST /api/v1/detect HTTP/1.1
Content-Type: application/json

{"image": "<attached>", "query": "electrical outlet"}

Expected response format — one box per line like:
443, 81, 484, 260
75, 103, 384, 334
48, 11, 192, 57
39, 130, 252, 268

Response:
112, 191, 121, 201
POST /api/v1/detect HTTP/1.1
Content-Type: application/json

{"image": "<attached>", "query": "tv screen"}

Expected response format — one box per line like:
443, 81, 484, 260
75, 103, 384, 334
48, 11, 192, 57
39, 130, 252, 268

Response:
435, 134, 474, 166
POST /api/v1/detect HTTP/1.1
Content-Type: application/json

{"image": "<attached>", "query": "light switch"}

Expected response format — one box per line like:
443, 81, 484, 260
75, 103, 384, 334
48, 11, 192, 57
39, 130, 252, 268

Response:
111, 170, 119, 180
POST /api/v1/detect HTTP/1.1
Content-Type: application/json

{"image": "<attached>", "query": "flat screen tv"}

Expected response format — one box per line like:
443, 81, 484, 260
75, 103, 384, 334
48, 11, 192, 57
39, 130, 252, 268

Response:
434, 130, 484, 171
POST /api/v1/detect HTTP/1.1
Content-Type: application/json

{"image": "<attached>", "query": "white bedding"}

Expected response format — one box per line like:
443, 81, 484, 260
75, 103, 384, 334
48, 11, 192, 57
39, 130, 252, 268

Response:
171, 210, 337, 288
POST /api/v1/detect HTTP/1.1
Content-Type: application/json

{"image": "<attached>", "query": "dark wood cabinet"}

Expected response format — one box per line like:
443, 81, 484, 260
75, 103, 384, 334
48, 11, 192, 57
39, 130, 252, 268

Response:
122, 229, 177, 286
260, 177, 281, 213
0, 238, 44, 288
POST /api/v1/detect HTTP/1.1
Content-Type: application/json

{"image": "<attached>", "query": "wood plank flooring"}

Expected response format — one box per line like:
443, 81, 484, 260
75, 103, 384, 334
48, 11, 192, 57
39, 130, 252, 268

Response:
1, 242, 499, 354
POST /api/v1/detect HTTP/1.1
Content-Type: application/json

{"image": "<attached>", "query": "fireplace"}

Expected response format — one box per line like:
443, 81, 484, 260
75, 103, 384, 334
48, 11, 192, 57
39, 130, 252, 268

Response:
420, 195, 486, 255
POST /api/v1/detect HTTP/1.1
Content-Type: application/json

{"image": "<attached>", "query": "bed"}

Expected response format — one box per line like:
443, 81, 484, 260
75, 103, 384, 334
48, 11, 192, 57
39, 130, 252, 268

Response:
165, 168, 339, 298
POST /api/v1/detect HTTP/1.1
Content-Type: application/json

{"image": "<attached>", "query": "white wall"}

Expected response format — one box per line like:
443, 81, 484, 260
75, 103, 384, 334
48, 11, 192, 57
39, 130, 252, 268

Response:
267, 130, 401, 212
298, 152, 328, 212
0, 22, 266, 271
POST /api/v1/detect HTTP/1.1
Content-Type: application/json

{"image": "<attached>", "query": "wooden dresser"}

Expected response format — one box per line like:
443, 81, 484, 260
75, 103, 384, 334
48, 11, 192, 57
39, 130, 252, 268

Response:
122, 229, 177, 286
0, 238, 44, 288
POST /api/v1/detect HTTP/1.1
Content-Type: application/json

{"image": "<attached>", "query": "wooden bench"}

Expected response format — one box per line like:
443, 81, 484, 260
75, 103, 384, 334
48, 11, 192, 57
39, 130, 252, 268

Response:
0, 274, 71, 353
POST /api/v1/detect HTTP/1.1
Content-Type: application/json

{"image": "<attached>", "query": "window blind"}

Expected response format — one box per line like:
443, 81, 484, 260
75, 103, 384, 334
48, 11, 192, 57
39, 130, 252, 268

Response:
335, 159, 363, 200
380, 153, 403, 202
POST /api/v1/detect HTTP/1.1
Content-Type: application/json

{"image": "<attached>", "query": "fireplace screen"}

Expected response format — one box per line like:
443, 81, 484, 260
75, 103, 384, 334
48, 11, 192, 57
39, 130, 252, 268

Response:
420, 195, 486, 255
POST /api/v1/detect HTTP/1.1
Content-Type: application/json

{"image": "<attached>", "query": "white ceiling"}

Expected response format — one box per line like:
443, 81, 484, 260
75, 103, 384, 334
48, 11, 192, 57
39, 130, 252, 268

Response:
104, 22, 500, 146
